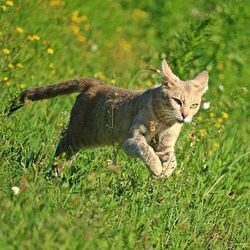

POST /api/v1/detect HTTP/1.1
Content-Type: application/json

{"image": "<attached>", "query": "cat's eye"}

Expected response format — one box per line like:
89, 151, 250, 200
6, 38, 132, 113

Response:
190, 103, 199, 109
172, 97, 182, 106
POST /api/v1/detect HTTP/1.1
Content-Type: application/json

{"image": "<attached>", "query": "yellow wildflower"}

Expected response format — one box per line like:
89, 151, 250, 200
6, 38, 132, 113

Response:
71, 10, 87, 24
207, 150, 212, 156
51, 69, 57, 75
213, 143, 220, 149
95, 71, 106, 81
218, 74, 224, 80
120, 39, 131, 52
217, 117, 223, 124
3, 76, 9, 81
16, 27, 25, 34
1, 5, 7, 11
49, 63, 54, 69
111, 79, 116, 85
199, 128, 207, 137
16, 63, 23, 69
19, 83, 26, 89
215, 123, 221, 129
216, 61, 224, 70
77, 35, 86, 43
196, 115, 203, 121
209, 112, 215, 118
132, 9, 147, 19
5, 81, 11, 86
50, 0, 64, 7
27, 35, 40, 41
68, 69, 74, 76
8, 63, 14, 69
70, 25, 80, 35
6, 1, 14, 6
47, 48, 54, 54
146, 80, 153, 87
2, 48, 10, 55
222, 112, 229, 119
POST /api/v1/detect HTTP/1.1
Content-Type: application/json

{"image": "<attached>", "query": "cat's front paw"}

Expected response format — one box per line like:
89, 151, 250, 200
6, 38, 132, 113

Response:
161, 154, 177, 178
149, 158, 163, 177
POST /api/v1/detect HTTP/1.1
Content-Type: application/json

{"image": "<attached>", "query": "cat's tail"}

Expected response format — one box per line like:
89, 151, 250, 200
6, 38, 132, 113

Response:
6, 78, 101, 116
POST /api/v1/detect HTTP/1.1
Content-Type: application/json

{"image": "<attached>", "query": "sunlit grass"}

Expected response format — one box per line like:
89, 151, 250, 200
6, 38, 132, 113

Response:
0, 0, 249, 249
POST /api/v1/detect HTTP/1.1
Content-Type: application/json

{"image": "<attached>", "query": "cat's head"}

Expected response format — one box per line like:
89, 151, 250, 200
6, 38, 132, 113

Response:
160, 59, 209, 123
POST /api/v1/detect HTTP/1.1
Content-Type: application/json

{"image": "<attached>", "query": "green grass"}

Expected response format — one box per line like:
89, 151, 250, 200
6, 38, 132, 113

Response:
0, 0, 249, 249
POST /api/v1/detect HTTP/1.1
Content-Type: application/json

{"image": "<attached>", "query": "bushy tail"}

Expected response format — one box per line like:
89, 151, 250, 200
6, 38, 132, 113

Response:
6, 78, 101, 116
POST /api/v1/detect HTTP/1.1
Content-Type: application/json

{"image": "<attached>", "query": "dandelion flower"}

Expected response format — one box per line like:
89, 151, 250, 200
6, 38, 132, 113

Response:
95, 71, 106, 81
19, 83, 26, 89
210, 112, 215, 118
215, 123, 221, 129
16, 27, 25, 34
217, 117, 223, 124
16, 63, 23, 69
11, 186, 20, 195
77, 35, 86, 43
6, 1, 14, 6
3, 76, 9, 81
213, 143, 220, 149
47, 48, 54, 54
8, 63, 14, 69
222, 112, 229, 119
27, 35, 40, 41
196, 115, 203, 121
50, 0, 64, 7
2, 48, 10, 55
132, 9, 147, 19
49, 63, 54, 69
1, 5, 7, 11
199, 128, 207, 137
70, 25, 80, 35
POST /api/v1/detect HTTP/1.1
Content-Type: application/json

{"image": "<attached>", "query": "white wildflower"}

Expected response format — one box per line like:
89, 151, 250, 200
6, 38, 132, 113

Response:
202, 101, 210, 110
218, 85, 224, 91
91, 44, 98, 52
11, 186, 20, 195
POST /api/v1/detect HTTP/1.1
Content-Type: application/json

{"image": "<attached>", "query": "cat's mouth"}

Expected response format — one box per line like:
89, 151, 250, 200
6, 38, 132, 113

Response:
177, 116, 192, 123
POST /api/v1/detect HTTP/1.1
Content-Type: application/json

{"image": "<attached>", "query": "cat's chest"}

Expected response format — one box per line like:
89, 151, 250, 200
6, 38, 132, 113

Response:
143, 120, 166, 142
145, 122, 182, 147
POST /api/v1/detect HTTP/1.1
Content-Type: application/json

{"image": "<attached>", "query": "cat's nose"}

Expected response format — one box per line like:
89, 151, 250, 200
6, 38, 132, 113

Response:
181, 113, 188, 119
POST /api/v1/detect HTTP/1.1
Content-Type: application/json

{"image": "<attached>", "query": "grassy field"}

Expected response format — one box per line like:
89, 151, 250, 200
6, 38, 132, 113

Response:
0, 0, 249, 249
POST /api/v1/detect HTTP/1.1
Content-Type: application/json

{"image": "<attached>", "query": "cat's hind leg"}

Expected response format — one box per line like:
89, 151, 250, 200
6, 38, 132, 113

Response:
53, 133, 81, 176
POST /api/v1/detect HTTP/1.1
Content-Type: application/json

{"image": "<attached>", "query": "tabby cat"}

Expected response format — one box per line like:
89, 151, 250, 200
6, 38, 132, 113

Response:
9, 59, 208, 178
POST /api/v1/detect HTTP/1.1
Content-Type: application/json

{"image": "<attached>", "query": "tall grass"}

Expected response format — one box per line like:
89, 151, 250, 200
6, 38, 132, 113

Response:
0, 0, 249, 249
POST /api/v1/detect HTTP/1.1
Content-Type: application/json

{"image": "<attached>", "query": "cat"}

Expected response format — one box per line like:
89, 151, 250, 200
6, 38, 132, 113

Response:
8, 59, 208, 178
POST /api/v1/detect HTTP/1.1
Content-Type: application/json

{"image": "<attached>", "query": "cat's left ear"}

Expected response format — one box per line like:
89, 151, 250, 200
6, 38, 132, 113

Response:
194, 71, 209, 94
161, 59, 180, 88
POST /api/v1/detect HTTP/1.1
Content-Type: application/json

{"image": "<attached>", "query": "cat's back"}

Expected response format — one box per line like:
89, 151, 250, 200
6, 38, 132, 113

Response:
85, 80, 142, 99
73, 80, 143, 146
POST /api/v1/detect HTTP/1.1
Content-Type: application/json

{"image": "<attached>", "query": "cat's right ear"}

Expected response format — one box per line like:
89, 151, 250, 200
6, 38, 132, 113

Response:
161, 59, 180, 88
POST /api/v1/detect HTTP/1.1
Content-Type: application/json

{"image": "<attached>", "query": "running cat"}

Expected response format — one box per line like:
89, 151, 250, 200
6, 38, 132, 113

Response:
9, 59, 208, 178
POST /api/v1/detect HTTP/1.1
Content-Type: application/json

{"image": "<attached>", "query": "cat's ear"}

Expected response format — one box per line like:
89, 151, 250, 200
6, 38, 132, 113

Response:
194, 71, 209, 93
161, 59, 180, 88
